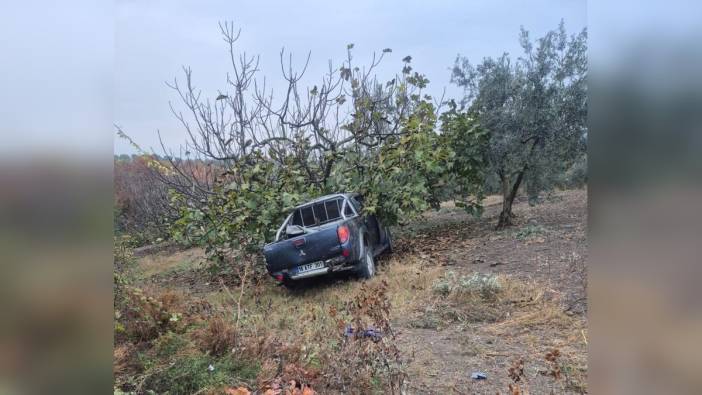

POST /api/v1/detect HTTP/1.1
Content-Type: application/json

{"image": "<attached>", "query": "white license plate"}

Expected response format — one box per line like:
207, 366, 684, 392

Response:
297, 261, 324, 273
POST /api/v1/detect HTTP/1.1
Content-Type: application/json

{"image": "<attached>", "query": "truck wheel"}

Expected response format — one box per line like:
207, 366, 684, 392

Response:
358, 243, 375, 279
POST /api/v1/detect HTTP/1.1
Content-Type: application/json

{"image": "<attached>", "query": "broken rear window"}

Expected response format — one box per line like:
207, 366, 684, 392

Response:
290, 197, 344, 227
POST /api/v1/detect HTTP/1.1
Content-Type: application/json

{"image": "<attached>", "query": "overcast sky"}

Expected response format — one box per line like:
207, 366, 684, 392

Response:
113, 0, 586, 154
0, 1, 583, 156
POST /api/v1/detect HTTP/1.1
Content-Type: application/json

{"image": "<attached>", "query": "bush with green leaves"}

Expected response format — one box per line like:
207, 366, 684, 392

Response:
515, 224, 547, 240
439, 101, 490, 216
433, 271, 503, 301
329, 101, 471, 226
431, 272, 506, 323
169, 153, 320, 264
142, 353, 259, 395
457, 273, 503, 300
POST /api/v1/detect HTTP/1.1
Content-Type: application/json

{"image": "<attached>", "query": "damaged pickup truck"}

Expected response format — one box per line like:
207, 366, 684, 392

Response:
262, 193, 392, 287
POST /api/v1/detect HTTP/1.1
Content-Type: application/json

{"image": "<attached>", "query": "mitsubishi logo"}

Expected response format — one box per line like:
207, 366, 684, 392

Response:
299, 249, 306, 256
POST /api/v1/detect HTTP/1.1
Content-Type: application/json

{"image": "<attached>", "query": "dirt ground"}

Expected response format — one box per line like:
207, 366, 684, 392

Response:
130, 188, 588, 394
393, 189, 588, 394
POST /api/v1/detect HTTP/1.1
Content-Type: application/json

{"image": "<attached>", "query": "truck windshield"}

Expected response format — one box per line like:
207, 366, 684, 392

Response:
290, 197, 344, 227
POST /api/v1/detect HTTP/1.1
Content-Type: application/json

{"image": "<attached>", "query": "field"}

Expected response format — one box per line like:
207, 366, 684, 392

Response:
114, 189, 587, 394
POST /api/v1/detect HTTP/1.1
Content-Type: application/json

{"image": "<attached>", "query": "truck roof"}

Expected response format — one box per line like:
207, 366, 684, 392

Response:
293, 193, 357, 209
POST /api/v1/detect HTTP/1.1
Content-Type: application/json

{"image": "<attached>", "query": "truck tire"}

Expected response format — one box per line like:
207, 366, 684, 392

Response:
357, 240, 375, 279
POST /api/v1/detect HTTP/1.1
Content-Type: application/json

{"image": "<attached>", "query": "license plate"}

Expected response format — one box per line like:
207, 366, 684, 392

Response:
297, 261, 324, 273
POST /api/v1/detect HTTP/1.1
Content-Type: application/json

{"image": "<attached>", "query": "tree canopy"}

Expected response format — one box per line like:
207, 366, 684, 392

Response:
149, 22, 488, 275
451, 21, 587, 228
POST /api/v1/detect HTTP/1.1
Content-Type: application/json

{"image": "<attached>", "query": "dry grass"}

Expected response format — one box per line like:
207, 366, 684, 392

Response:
380, 254, 443, 319
160, 264, 416, 393
115, 286, 188, 342
411, 271, 558, 328
113, 343, 140, 377
117, 189, 588, 394
194, 316, 239, 356
488, 304, 575, 335
220, 252, 441, 349
136, 247, 205, 278
118, 258, 585, 394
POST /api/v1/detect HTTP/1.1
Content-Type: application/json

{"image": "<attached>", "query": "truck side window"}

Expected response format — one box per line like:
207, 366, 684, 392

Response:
291, 209, 303, 226
350, 196, 363, 213
344, 200, 355, 217
300, 206, 315, 226
312, 202, 328, 224
325, 199, 341, 219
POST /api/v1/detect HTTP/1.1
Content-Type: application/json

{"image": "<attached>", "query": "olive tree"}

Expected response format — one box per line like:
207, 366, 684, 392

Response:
451, 21, 587, 228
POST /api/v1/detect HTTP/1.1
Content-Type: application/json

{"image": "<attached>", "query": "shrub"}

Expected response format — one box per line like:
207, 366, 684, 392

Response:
142, 353, 259, 395
153, 331, 189, 358
456, 273, 503, 300
431, 272, 506, 322
432, 270, 459, 296
114, 235, 136, 272
515, 224, 546, 240
194, 316, 238, 357
117, 288, 186, 342
433, 271, 502, 301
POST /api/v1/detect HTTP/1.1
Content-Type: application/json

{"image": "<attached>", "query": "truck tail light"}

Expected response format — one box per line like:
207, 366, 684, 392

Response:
337, 225, 350, 244
293, 238, 305, 247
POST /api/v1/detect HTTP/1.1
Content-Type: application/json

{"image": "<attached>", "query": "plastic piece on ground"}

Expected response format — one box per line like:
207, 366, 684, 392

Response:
471, 372, 487, 380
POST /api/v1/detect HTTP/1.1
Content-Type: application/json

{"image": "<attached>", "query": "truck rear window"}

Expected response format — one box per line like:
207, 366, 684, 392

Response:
291, 198, 344, 227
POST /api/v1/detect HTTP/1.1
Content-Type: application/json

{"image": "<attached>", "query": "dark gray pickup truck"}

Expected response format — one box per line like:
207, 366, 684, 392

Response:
262, 193, 392, 287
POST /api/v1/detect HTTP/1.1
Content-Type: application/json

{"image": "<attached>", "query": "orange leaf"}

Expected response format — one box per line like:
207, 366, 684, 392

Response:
225, 387, 251, 395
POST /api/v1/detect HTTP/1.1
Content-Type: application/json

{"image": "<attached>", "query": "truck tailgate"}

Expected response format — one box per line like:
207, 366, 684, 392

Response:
263, 224, 342, 272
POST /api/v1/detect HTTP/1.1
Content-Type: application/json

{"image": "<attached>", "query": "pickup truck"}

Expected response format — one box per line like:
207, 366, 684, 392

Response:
262, 193, 393, 287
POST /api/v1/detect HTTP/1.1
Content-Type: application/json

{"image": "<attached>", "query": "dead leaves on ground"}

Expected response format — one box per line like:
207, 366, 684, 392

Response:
225, 379, 317, 395
396, 234, 455, 266
255, 360, 320, 395
258, 378, 317, 395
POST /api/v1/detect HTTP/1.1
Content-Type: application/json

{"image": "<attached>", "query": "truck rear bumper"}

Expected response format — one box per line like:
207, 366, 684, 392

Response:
269, 254, 355, 281
290, 266, 330, 279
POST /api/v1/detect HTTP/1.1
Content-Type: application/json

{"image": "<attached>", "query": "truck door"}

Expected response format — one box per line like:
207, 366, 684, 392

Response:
351, 195, 380, 246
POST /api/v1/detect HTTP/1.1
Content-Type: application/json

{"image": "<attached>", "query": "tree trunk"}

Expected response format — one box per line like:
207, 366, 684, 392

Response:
497, 174, 514, 229
496, 168, 527, 230
497, 199, 514, 229
496, 139, 538, 229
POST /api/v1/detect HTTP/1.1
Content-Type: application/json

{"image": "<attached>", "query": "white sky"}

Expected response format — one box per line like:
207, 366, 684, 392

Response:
0, 0, 114, 157
114, 0, 586, 154
0, 0, 586, 156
